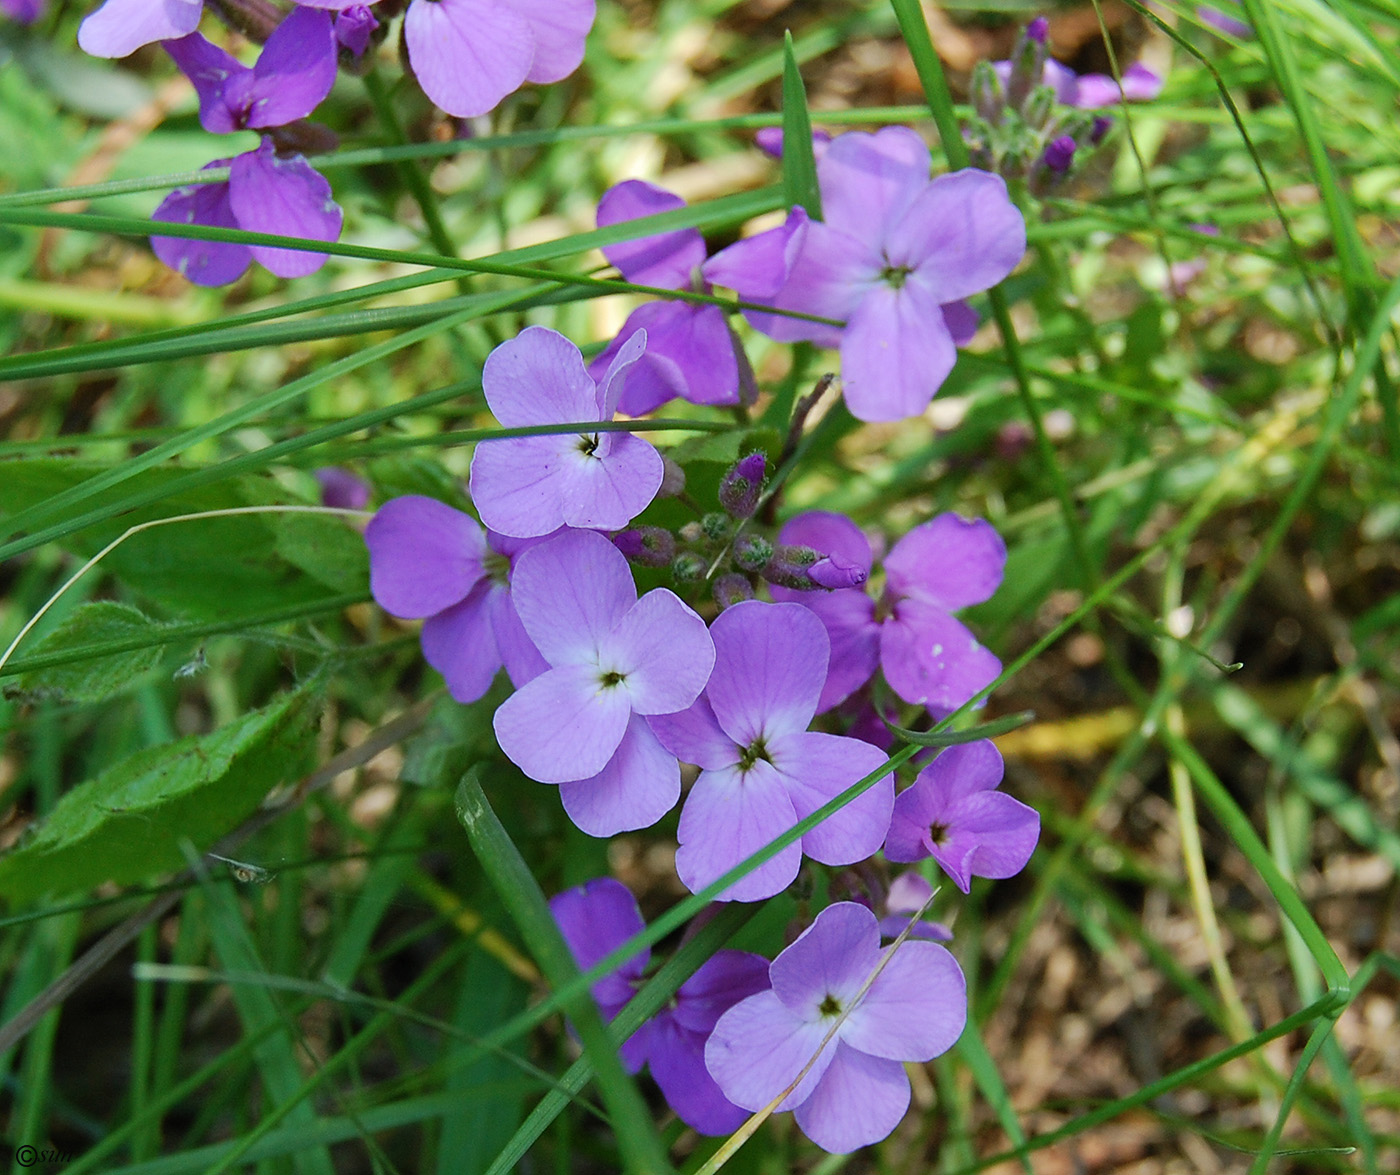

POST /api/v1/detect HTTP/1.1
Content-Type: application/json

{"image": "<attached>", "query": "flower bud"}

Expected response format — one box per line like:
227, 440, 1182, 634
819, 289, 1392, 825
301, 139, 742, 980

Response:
701, 512, 731, 541
1089, 115, 1113, 145
733, 533, 774, 573
1026, 14, 1049, 42
658, 454, 687, 498
613, 526, 676, 568
672, 551, 707, 583
1043, 134, 1076, 173
718, 452, 766, 519
713, 574, 754, 609
970, 60, 1007, 125
679, 521, 704, 544
1006, 20, 1050, 111
761, 543, 819, 589
807, 554, 869, 590
1021, 84, 1057, 131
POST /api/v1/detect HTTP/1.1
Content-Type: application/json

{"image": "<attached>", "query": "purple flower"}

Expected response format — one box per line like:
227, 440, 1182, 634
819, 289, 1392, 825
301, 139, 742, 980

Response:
150, 140, 343, 286
79, 0, 203, 58
314, 467, 370, 510
753, 126, 832, 160
469, 327, 665, 538
1043, 134, 1076, 173
550, 877, 771, 1134
2, 0, 45, 24
771, 511, 1005, 716
587, 180, 746, 415
492, 529, 714, 835
333, 5, 378, 55
365, 495, 548, 703
1070, 61, 1164, 109
702, 128, 1024, 421
164, 7, 336, 134
878, 872, 953, 942
649, 601, 893, 902
884, 740, 1039, 893
1198, 2, 1251, 38
705, 902, 966, 1153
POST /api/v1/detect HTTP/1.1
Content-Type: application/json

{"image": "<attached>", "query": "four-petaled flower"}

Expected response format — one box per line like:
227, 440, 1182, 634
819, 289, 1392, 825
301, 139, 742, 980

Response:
550, 877, 770, 1134
884, 740, 1039, 892
650, 600, 893, 902
493, 529, 714, 835
706, 901, 967, 1153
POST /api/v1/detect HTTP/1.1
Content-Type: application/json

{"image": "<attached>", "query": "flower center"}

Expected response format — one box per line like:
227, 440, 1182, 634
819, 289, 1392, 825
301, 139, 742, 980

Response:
483, 550, 511, 586
599, 670, 628, 689
737, 737, 771, 772
927, 821, 949, 846
880, 264, 913, 289
576, 433, 601, 458
818, 993, 843, 1017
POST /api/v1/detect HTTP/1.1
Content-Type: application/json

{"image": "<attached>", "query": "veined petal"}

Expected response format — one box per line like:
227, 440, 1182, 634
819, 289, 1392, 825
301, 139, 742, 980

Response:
597, 180, 704, 290
647, 697, 740, 772
913, 740, 1005, 808
594, 327, 648, 420
481, 325, 600, 428
770, 902, 881, 1015
420, 585, 503, 704
508, 529, 636, 665
769, 730, 892, 867
605, 589, 715, 716
79, 0, 202, 57
839, 281, 956, 422
501, 0, 595, 83
767, 586, 879, 713
676, 761, 801, 902
647, 1019, 749, 1136
245, 6, 337, 129
673, 950, 771, 1034
776, 511, 873, 578
548, 876, 648, 1005
163, 35, 244, 134
634, 303, 740, 408
556, 431, 664, 532
228, 143, 341, 278
469, 435, 570, 539
493, 663, 632, 783
879, 604, 1000, 714
403, 0, 532, 118
884, 514, 1006, 610
792, 1043, 910, 1154
816, 127, 931, 252
706, 990, 836, 1112
842, 940, 966, 1061
365, 495, 486, 619
150, 175, 251, 288
886, 170, 1025, 304
702, 209, 804, 301
706, 601, 829, 745
934, 790, 1039, 887
485, 586, 549, 687
588, 306, 689, 416
741, 218, 879, 346
558, 715, 680, 836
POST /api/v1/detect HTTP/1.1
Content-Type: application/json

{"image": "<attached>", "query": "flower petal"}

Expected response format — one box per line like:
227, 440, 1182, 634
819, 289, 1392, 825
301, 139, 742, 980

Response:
596, 180, 704, 290
647, 1018, 749, 1136
741, 217, 878, 346
842, 940, 966, 1061
884, 514, 1006, 610
548, 876, 648, 1006
588, 306, 690, 417
420, 585, 504, 704
228, 143, 342, 278
502, 0, 595, 82
508, 528, 637, 665
469, 435, 570, 539
934, 790, 1039, 888
839, 280, 956, 422
493, 662, 632, 783
792, 1042, 910, 1154
879, 604, 1000, 715
816, 127, 931, 253
558, 715, 680, 836
776, 511, 873, 578
150, 175, 252, 288
245, 6, 337, 129
79, 0, 202, 57
482, 325, 601, 428
706, 989, 836, 1112
676, 761, 802, 902
595, 326, 648, 419
163, 35, 244, 133
485, 585, 549, 687
647, 697, 740, 772
886, 169, 1025, 304
770, 902, 881, 1015
556, 431, 664, 532
600, 303, 740, 411
701, 209, 804, 301
365, 495, 486, 618
673, 950, 772, 1034
403, 0, 533, 118
769, 730, 892, 867
602, 589, 715, 715
706, 600, 828, 745
768, 587, 879, 713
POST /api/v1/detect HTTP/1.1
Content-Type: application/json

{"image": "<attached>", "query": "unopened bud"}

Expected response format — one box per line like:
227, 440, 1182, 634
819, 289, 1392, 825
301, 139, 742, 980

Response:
679, 521, 704, 544
613, 526, 676, 568
1026, 14, 1049, 42
658, 454, 687, 498
807, 554, 868, 590
1089, 115, 1113, 145
672, 552, 706, 583
1022, 84, 1057, 131
713, 574, 754, 609
1043, 134, 1076, 173
1007, 21, 1050, 111
719, 452, 766, 519
733, 533, 774, 573
761, 543, 820, 590
970, 60, 1007, 125
701, 512, 731, 541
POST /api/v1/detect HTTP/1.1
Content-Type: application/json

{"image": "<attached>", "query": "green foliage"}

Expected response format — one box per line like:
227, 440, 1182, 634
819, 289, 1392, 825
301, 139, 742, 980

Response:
12, 600, 167, 702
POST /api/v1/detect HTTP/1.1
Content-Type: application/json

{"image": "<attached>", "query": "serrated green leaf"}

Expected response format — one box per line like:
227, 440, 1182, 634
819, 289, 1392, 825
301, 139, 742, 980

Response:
13, 600, 166, 703
0, 682, 318, 902
780, 32, 823, 219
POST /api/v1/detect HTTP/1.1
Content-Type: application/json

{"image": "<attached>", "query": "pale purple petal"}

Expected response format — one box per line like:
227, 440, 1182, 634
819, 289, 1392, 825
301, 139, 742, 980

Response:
1043, 58, 1082, 103
672, 951, 771, 1034
163, 35, 244, 134
556, 431, 664, 532
314, 467, 369, 510
481, 325, 601, 428
492, 662, 632, 783
79, 0, 202, 57
770, 902, 881, 1015
769, 731, 892, 867
605, 589, 715, 716
705, 990, 836, 1112
588, 306, 689, 416
840, 280, 956, 422
508, 529, 636, 665
151, 176, 251, 287
886, 170, 1025, 304
595, 325, 648, 419
876, 914, 953, 942
485, 586, 549, 687
333, 5, 378, 55
548, 876, 648, 1008
701, 210, 803, 301
942, 299, 979, 346
842, 940, 966, 1061
1199, 4, 1251, 38
365, 495, 486, 618
404, 0, 533, 118
1121, 62, 1164, 101
885, 778, 943, 864
648, 1018, 749, 1135
647, 697, 740, 772
930, 790, 1039, 890
879, 604, 1000, 714
617, 303, 741, 411
558, 715, 681, 836
502, 0, 595, 83
228, 143, 341, 278
792, 1043, 910, 1154
915, 740, 1005, 809
469, 435, 571, 539
1070, 73, 1125, 109
740, 217, 879, 346
885, 870, 936, 915
705, 601, 828, 745
420, 585, 503, 703
884, 514, 1007, 610
676, 761, 802, 902
597, 180, 704, 290
769, 588, 879, 713
245, 6, 337, 129
816, 127, 931, 253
